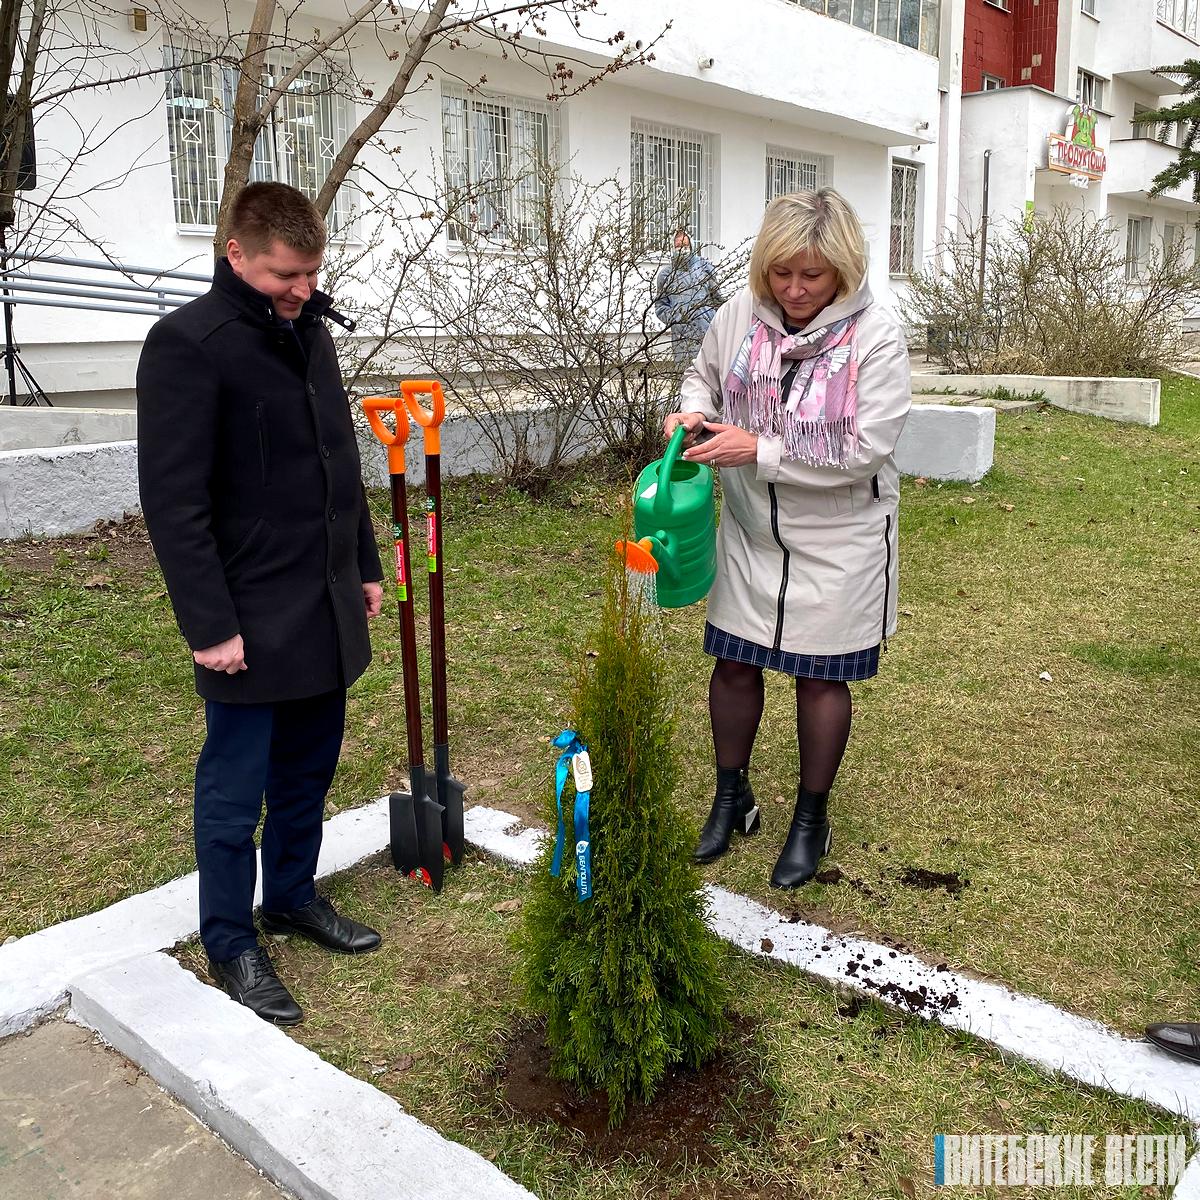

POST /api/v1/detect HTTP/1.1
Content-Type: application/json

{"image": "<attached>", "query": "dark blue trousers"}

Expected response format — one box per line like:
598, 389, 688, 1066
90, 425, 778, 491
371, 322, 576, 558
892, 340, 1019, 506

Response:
194, 688, 346, 963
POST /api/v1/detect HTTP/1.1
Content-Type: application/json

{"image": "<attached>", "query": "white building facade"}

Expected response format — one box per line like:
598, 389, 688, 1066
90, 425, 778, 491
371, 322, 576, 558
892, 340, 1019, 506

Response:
21, 0, 953, 407
956, 0, 1200, 277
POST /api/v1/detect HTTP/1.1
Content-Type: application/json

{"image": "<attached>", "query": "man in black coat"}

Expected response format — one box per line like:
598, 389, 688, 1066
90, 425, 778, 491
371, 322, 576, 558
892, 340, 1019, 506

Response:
138, 182, 385, 1025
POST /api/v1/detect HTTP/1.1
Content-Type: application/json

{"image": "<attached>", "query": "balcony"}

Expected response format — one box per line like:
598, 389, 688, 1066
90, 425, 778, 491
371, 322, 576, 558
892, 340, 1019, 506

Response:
1102, 7, 1198, 94
528, 0, 943, 146
1106, 137, 1200, 208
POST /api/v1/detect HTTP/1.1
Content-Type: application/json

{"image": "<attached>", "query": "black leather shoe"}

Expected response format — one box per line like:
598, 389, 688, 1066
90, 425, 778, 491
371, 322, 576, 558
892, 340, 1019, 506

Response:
1146, 1022, 1200, 1064
208, 946, 303, 1026
694, 767, 760, 864
770, 788, 832, 889
260, 894, 382, 955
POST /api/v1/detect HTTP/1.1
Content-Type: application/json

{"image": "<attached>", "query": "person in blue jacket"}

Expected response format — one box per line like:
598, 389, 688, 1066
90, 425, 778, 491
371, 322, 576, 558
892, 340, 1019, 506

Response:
654, 230, 723, 364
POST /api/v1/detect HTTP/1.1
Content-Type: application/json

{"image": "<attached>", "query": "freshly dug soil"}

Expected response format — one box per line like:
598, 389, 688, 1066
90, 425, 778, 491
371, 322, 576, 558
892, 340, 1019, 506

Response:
897, 866, 968, 896
491, 1016, 778, 1166
1, 514, 157, 577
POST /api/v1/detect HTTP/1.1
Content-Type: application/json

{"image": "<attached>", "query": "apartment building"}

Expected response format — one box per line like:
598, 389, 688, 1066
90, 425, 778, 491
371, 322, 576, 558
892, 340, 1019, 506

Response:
24, 0, 953, 405
957, 0, 1200, 276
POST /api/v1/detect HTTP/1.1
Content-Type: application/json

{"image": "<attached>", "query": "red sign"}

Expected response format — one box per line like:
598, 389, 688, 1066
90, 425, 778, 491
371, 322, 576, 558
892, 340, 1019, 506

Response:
1047, 135, 1107, 181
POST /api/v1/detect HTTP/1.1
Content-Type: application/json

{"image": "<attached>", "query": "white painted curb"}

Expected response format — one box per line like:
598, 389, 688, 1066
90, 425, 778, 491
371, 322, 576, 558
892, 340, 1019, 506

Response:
7, 800, 1200, 1193
463, 808, 1200, 1159
0, 797, 390, 1037
70, 951, 535, 1200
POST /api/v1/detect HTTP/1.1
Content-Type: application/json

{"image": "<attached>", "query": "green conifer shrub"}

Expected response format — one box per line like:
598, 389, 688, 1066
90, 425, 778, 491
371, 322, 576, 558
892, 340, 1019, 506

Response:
521, 563, 728, 1125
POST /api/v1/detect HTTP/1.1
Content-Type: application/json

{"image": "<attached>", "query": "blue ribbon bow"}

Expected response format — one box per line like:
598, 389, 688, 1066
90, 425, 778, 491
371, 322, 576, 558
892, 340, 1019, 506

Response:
551, 729, 593, 902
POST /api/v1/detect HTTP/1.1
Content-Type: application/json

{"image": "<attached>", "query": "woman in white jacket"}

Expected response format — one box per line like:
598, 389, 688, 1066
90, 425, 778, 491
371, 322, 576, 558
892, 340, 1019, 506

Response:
663, 190, 911, 888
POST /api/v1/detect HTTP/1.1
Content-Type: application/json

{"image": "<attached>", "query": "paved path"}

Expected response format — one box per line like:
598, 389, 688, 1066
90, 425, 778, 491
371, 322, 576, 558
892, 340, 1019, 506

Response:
0, 1019, 289, 1200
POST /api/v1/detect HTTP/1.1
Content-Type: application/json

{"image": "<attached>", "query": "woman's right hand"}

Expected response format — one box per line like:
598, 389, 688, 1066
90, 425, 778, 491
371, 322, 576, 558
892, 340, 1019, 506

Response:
663, 411, 706, 447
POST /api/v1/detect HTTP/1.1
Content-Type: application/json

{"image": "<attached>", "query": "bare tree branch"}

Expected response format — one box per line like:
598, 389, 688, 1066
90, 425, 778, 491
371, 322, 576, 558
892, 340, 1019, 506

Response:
314, 0, 451, 218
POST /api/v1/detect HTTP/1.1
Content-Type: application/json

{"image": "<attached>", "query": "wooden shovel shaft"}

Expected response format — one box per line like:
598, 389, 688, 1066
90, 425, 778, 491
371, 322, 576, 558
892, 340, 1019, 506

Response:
388, 471, 425, 772
425, 451, 449, 746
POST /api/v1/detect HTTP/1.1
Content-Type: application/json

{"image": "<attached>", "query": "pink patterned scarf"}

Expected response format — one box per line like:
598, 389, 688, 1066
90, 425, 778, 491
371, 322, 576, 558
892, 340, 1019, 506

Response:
723, 311, 863, 468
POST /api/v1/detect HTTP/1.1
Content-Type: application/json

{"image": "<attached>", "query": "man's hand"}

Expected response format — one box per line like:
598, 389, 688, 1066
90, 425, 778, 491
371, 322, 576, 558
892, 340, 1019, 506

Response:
363, 581, 383, 618
194, 634, 246, 674
682, 421, 759, 469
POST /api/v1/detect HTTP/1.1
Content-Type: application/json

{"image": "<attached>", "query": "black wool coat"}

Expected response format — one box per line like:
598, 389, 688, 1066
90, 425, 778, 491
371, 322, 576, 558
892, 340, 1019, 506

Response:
137, 257, 383, 704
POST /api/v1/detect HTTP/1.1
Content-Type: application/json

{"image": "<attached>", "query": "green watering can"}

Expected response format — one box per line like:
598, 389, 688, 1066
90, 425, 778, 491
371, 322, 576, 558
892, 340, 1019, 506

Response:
616, 424, 717, 608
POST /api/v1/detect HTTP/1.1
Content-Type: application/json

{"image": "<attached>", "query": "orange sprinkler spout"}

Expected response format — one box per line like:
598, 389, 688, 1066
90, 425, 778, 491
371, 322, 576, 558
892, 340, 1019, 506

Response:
616, 537, 659, 575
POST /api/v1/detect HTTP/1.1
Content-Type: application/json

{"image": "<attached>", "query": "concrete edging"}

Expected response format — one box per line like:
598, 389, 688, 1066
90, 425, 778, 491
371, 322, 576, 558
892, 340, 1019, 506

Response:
0, 797, 390, 1038
0, 406, 137, 452
0, 439, 140, 539
70, 952, 535, 1200
895, 404, 994, 482
0, 398, 997, 539
5, 800, 1200, 1195
912, 372, 1160, 427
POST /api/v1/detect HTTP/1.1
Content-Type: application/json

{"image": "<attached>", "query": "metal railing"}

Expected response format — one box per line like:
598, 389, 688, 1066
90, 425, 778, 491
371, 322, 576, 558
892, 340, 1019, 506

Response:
1, 251, 210, 318
0, 251, 212, 405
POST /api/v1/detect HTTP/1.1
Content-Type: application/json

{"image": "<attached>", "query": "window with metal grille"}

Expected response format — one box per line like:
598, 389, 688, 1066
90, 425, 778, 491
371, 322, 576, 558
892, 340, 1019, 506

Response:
765, 147, 831, 204
1126, 216, 1152, 280
889, 161, 919, 274
163, 42, 356, 235
1158, 0, 1198, 38
789, 0, 941, 56
1076, 69, 1106, 111
630, 119, 716, 252
441, 83, 558, 245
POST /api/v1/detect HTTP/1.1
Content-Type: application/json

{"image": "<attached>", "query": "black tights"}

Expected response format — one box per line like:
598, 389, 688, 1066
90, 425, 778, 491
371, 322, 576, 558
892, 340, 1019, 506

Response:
709, 658, 852, 794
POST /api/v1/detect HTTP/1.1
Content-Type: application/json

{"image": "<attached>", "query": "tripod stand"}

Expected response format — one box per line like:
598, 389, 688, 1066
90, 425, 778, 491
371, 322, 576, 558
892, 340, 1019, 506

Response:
1, 226, 49, 406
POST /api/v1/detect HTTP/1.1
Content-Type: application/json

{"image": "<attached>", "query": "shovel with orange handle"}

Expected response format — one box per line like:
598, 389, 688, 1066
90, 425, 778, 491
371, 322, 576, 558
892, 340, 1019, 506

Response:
363, 394, 444, 893
400, 380, 467, 866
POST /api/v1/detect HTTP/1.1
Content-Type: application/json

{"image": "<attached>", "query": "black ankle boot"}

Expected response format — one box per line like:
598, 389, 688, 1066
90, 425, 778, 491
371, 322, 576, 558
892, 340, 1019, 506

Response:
770, 788, 831, 888
694, 767, 760, 863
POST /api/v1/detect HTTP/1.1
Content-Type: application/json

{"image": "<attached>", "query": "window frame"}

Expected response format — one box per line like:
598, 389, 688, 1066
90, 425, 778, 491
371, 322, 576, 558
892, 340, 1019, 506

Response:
1126, 215, 1152, 281
789, 0, 941, 57
1080, 0, 1097, 17
765, 145, 832, 205
630, 117, 717, 253
1164, 221, 1184, 262
1158, 0, 1199, 39
440, 82, 560, 247
1076, 68, 1107, 111
981, 73, 1006, 91
889, 159, 920, 276
162, 37, 357, 238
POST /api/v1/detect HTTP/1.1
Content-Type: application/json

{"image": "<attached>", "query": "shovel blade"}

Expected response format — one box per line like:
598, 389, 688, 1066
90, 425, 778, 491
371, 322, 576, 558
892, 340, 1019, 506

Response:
434, 743, 467, 866
415, 793, 446, 894
389, 789, 420, 875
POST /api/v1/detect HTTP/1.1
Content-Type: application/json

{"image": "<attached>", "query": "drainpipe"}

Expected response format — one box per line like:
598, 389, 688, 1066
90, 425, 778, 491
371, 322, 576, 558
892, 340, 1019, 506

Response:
979, 149, 992, 303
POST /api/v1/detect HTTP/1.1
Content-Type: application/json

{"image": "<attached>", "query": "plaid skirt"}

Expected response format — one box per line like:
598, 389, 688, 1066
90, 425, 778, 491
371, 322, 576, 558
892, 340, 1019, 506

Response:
704, 622, 880, 681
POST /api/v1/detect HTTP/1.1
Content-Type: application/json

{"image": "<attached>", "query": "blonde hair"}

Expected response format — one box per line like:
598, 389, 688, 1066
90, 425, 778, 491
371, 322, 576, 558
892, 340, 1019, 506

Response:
749, 189, 867, 306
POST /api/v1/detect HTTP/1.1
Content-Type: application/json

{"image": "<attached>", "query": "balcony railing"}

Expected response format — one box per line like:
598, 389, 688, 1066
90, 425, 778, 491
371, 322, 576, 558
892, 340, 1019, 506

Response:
789, 0, 941, 56
1157, 0, 1198, 41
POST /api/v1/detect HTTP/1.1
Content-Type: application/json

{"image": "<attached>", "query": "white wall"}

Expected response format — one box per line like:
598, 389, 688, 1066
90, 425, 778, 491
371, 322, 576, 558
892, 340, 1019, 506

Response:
20, 1, 950, 404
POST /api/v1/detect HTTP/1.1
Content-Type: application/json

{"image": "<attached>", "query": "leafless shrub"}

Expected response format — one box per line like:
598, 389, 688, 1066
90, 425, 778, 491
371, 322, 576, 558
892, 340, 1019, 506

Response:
351, 165, 747, 491
905, 207, 1200, 377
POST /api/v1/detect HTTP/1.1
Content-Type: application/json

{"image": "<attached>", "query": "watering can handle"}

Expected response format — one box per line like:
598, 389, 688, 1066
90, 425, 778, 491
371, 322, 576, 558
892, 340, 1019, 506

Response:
653, 423, 689, 520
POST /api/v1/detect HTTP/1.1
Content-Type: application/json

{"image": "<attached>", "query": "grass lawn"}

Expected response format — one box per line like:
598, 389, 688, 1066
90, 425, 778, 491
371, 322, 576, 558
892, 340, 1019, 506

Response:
1, 378, 1197, 1047
175, 855, 1191, 1200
